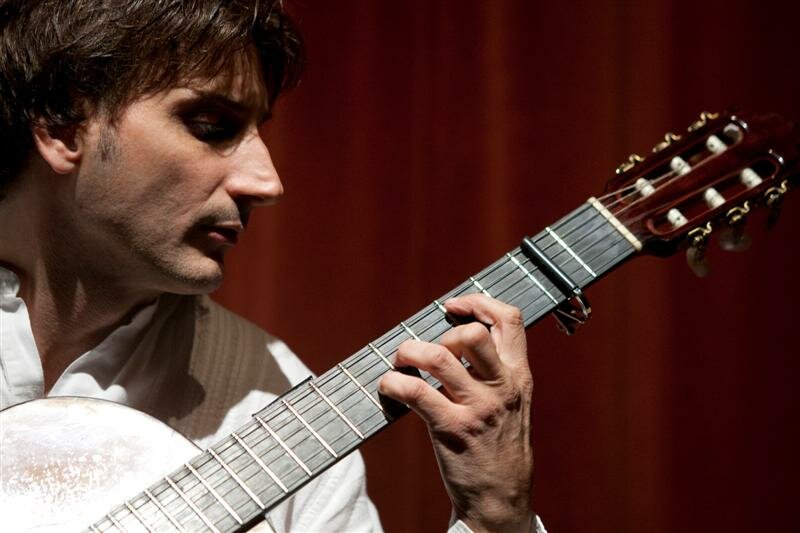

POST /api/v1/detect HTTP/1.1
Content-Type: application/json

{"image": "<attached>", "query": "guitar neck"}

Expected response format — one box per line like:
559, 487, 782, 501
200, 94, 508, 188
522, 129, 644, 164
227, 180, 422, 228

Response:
91, 198, 639, 533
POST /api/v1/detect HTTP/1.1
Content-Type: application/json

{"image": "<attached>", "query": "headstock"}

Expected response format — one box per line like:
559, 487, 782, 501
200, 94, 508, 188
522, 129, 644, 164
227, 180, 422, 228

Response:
599, 110, 800, 273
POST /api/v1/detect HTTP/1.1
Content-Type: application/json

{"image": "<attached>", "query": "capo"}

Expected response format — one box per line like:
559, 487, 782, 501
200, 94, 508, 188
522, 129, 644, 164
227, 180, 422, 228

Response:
520, 236, 591, 335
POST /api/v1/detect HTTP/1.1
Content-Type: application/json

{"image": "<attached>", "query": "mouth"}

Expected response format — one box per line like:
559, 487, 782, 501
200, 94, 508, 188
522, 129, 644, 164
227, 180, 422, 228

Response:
201, 224, 241, 246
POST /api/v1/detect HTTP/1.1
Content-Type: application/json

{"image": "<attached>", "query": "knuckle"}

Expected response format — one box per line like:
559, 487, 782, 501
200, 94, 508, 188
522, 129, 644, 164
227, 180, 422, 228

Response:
461, 322, 489, 344
503, 306, 524, 327
408, 377, 429, 403
428, 346, 453, 373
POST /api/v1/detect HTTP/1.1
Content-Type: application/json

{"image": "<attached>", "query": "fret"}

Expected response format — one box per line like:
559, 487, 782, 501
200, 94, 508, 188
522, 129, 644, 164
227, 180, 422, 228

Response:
231, 432, 289, 493
586, 234, 634, 277
309, 381, 365, 439
545, 206, 630, 281
167, 462, 241, 531
164, 475, 220, 533
185, 462, 244, 526
125, 492, 167, 532
368, 342, 394, 369
144, 488, 186, 533
291, 388, 377, 464
106, 511, 127, 532
399, 305, 453, 345
281, 399, 339, 459
554, 212, 610, 255
399, 321, 420, 341
315, 368, 393, 439
545, 226, 597, 278
339, 363, 385, 412
433, 299, 449, 317
469, 276, 492, 297
189, 453, 260, 527
254, 414, 314, 474
475, 256, 535, 306
124, 501, 154, 532
258, 396, 347, 473
549, 218, 631, 282
506, 252, 558, 304
208, 448, 266, 510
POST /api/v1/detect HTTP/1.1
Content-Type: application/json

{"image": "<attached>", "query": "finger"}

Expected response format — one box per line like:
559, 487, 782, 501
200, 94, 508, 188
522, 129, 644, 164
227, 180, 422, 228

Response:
439, 322, 503, 380
378, 370, 454, 426
394, 340, 474, 401
444, 294, 527, 364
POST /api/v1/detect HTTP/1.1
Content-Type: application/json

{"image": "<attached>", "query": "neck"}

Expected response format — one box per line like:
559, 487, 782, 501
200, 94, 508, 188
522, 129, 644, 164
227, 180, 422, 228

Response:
0, 169, 157, 391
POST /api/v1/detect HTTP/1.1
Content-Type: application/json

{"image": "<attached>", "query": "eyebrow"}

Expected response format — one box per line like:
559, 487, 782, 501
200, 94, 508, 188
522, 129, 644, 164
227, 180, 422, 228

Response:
186, 89, 272, 123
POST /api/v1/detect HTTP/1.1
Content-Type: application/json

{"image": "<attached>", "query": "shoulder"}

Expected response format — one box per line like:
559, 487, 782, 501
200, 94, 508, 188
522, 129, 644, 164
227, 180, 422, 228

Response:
162, 294, 309, 444
193, 295, 314, 385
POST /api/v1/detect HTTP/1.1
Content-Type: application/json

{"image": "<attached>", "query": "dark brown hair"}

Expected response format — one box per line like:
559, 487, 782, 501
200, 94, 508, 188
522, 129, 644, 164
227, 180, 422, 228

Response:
0, 0, 303, 192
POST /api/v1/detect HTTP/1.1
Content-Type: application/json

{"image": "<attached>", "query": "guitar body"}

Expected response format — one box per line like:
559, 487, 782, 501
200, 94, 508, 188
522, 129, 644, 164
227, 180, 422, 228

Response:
0, 397, 198, 532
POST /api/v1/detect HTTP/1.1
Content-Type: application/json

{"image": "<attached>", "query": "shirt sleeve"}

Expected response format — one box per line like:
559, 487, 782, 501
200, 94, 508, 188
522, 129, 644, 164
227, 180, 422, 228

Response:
448, 515, 547, 533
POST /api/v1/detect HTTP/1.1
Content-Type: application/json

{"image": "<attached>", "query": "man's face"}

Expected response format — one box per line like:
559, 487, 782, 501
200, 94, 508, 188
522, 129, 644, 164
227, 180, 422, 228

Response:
64, 52, 282, 296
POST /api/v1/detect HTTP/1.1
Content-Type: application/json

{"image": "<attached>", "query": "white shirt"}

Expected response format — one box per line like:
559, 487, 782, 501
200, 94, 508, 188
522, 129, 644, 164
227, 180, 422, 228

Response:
0, 266, 545, 533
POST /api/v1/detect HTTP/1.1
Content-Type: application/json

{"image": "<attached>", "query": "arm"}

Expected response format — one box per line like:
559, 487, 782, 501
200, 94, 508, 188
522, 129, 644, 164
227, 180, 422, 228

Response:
378, 294, 536, 533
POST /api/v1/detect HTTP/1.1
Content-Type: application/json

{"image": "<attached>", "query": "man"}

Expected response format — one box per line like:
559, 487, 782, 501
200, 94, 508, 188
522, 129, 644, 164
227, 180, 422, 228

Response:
0, 1, 542, 531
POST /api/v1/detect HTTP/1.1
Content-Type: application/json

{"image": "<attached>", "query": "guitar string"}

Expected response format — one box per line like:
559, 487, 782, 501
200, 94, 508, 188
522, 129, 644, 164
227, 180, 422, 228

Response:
110, 202, 633, 528
599, 138, 738, 220
104, 217, 592, 528
95, 148, 720, 528
195, 206, 605, 453
122, 210, 626, 527
152, 241, 624, 528
121, 205, 625, 527
186, 230, 629, 524
98, 136, 735, 529
127, 135, 733, 526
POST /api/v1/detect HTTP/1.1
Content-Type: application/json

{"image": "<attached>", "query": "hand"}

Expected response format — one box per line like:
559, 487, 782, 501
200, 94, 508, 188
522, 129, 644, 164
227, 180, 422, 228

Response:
378, 294, 534, 533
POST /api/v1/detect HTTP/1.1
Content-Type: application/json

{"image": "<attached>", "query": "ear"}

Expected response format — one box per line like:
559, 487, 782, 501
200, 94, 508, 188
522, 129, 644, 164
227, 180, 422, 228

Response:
31, 122, 83, 175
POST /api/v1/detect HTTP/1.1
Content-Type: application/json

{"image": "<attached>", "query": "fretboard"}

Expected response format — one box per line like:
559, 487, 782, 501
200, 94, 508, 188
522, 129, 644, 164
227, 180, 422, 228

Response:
89, 198, 639, 533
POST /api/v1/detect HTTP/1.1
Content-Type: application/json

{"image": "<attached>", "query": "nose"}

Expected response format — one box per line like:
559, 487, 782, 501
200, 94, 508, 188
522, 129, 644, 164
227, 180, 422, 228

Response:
225, 128, 284, 207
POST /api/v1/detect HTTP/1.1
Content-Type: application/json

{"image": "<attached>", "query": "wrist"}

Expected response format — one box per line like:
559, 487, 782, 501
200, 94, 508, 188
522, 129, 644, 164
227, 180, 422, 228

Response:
454, 507, 535, 533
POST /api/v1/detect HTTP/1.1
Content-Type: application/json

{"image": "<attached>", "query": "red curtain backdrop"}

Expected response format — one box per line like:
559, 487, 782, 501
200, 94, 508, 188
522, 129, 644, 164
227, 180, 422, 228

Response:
214, 2, 800, 532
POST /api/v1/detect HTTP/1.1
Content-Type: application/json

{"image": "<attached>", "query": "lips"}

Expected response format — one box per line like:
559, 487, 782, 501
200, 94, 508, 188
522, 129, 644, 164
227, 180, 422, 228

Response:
201, 225, 241, 246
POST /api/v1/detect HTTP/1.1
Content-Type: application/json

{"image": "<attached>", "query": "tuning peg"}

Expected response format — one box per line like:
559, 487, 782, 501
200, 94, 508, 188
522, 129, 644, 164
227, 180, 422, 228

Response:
718, 203, 752, 251
652, 132, 682, 153
686, 223, 712, 277
765, 179, 789, 229
688, 111, 720, 132
615, 153, 644, 175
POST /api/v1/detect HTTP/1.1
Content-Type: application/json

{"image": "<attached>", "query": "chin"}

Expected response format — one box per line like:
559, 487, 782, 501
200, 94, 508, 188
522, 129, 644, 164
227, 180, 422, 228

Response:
157, 256, 226, 295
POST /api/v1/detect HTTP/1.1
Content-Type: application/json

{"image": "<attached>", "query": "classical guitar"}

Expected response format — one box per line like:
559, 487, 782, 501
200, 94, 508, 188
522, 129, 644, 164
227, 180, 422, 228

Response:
1, 110, 798, 532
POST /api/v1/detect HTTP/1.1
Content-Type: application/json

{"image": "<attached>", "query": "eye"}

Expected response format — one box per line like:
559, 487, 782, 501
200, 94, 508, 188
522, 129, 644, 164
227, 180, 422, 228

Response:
187, 117, 241, 143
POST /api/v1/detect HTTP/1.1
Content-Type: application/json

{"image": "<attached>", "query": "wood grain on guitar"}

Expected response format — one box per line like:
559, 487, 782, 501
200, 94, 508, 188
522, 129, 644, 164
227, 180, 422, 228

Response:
2, 110, 797, 532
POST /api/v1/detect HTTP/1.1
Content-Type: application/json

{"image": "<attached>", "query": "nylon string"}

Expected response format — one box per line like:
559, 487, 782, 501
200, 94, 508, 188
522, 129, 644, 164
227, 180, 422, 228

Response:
105, 192, 643, 530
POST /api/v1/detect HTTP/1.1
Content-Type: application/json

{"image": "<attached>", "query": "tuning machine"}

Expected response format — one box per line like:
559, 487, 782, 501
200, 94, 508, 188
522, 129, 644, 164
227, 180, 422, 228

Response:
652, 132, 682, 153
687, 111, 720, 132
765, 179, 789, 228
686, 223, 712, 277
718, 202, 752, 252
615, 153, 644, 175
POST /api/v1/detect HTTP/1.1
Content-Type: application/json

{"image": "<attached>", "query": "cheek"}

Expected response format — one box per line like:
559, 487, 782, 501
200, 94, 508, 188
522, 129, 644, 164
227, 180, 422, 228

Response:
119, 133, 223, 211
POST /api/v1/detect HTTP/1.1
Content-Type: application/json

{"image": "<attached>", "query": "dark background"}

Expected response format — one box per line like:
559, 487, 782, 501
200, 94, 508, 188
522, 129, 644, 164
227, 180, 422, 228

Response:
214, 2, 800, 531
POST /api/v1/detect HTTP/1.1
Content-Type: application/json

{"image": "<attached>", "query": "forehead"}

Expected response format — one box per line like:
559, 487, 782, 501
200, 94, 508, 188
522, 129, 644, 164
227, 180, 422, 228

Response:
182, 48, 271, 115
112, 46, 271, 121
